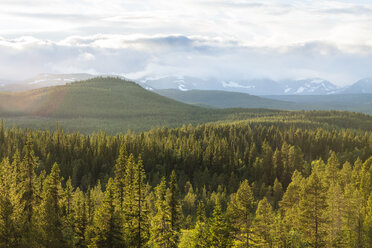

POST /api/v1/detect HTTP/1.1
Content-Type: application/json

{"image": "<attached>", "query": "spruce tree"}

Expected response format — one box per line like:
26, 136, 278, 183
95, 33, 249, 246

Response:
90, 178, 123, 248
73, 188, 88, 248
167, 170, 182, 247
192, 201, 209, 248
208, 200, 232, 248
123, 155, 149, 248
251, 197, 275, 247
149, 177, 173, 248
39, 162, 65, 248
299, 171, 328, 248
0, 158, 17, 247
227, 179, 254, 247
113, 143, 127, 212
18, 137, 39, 247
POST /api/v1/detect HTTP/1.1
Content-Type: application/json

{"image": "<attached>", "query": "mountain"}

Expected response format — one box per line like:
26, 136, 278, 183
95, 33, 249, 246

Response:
0, 73, 95, 92
140, 76, 340, 95
278, 78, 338, 95
139, 76, 221, 91
155, 89, 295, 109
341, 78, 372, 94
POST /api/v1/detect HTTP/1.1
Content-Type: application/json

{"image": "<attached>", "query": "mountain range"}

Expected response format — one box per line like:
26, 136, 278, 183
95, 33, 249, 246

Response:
142, 76, 372, 95
2, 73, 372, 95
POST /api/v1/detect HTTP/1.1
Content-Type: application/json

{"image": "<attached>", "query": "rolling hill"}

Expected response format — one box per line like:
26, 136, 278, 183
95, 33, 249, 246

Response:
1, 77, 372, 134
154, 89, 295, 109
0, 77, 288, 133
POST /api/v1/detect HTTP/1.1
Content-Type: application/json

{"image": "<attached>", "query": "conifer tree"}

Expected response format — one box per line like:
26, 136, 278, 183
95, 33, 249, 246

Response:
363, 192, 372, 247
123, 155, 149, 248
73, 188, 88, 248
0, 158, 17, 247
63, 177, 75, 247
167, 170, 182, 247
325, 152, 340, 185
299, 171, 328, 248
342, 183, 364, 248
208, 200, 232, 248
326, 183, 345, 246
192, 201, 209, 248
251, 197, 275, 247
113, 143, 127, 212
39, 162, 65, 248
90, 178, 123, 248
18, 137, 39, 247
272, 178, 283, 209
149, 177, 173, 248
227, 179, 254, 247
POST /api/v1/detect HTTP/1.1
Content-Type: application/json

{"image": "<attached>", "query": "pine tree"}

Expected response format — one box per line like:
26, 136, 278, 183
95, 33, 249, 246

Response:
363, 192, 372, 248
123, 155, 149, 248
227, 179, 254, 247
39, 162, 65, 248
251, 197, 275, 247
0, 158, 17, 247
343, 184, 364, 248
149, 177, 174, 248
90, 178, 123, 248
272, 178, 283, 209
18, 137, 39, 247
63, 177, 75, 247
167, 170, 182, 247
73, 188, 88, 248
325, 152, 340, 185
113, 143, 127, 212
192, 201, 209, 248
326, 183, 345, 247
299, 171, 328, 248
208, 200, 232, 248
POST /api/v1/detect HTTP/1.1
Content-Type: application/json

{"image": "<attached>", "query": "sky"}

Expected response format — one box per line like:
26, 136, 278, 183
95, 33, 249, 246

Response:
1, 0, 372, 85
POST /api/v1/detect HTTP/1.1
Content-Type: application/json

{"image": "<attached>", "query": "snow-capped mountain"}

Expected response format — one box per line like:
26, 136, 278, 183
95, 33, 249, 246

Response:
221, 79, 283, 95
278, 78, 339, 95
139, 76, 222, 91
341, 78, 372, 94
139, 76, 340, 95
2, 73, 372, 95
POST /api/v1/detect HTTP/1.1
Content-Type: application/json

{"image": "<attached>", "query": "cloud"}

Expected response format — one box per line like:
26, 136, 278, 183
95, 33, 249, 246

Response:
0, 35, 372, 86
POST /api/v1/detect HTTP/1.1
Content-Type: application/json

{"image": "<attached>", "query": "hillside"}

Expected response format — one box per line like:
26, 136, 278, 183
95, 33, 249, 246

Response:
0, 77, 286, 133
156, 89, 372, 115
154, 89, 295, 109
266, 94, 372, 114
1, 77, 372, 133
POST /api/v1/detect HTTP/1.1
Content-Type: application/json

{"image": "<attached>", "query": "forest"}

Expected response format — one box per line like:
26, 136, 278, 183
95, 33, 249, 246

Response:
0, 118, 371, 247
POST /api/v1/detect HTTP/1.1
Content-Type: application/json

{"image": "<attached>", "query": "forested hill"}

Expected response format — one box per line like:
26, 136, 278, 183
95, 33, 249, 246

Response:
1, 77, 372, 134
154, 89, 295, 109
0, 77, 286, 133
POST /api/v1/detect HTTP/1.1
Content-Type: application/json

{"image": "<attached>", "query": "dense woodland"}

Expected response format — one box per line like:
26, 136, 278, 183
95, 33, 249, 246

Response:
0, 118, 371, 247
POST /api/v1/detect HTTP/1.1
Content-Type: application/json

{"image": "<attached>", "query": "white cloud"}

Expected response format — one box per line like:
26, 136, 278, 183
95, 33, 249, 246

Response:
0, 0, 371, 85
0, 34, 371, 85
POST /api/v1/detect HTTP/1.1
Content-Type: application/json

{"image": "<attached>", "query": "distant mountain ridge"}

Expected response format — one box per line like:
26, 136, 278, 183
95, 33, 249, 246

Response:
142, 76, 345, 95
2, 73, 372, 95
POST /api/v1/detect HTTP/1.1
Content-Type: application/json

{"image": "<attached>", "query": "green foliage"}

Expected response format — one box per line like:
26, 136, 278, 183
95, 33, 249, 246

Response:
299, 171, 328, 247
251, 197, 275, 247
90, 178, 123, 248
208, 200, 232, 248
0, 111, 370, 247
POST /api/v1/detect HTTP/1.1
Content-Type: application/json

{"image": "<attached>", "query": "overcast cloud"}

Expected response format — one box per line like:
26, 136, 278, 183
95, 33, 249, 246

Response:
1, 0, 372, 85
